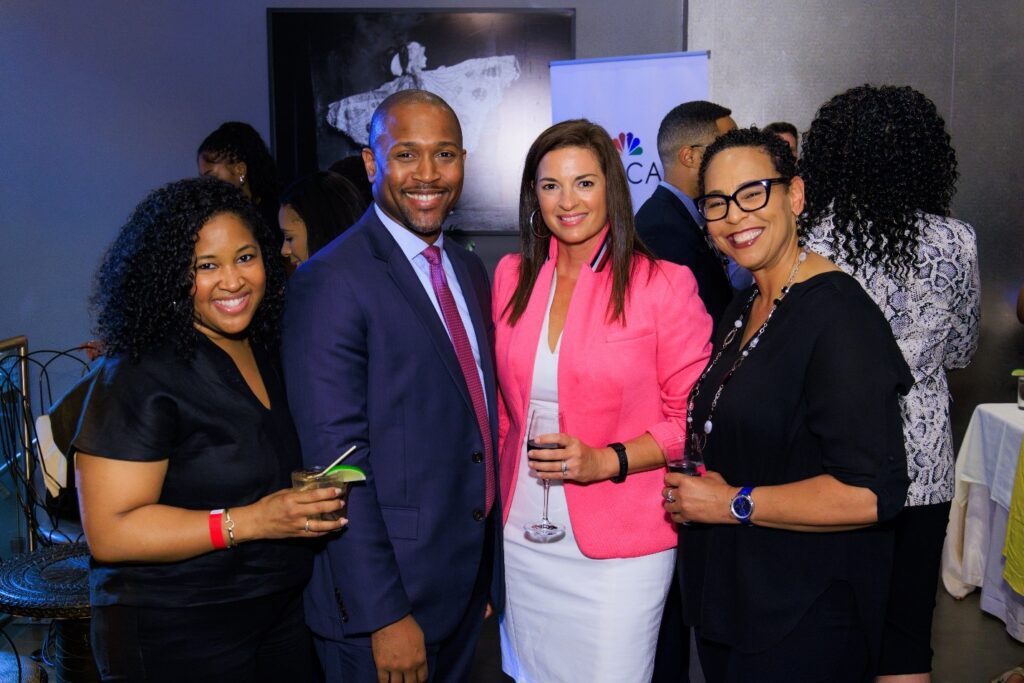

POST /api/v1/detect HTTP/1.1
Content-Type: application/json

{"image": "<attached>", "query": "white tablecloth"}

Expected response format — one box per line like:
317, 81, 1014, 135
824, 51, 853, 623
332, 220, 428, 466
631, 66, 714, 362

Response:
941, 403, 1024, 641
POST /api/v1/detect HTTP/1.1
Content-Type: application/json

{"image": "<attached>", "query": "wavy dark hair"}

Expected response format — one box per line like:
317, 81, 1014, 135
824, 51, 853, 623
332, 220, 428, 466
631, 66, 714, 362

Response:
279, 171, 368, 256
504, 119, 652, 326
91, 177, 286, 361
197, 122, 281, 231
798, 84, 958, 275
698, 127, 798, 196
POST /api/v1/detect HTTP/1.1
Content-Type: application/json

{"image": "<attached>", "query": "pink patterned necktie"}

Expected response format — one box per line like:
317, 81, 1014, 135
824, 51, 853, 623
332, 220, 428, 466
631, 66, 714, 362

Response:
422, 245, 494, 514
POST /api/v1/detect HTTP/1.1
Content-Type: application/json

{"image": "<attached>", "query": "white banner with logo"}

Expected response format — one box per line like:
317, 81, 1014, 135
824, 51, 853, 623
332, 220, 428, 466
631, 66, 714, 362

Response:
550, 51, 710, 212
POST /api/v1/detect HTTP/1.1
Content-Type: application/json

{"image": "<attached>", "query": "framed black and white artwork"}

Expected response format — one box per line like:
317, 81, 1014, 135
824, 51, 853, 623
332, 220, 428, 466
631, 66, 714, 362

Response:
269, 8, 575, 232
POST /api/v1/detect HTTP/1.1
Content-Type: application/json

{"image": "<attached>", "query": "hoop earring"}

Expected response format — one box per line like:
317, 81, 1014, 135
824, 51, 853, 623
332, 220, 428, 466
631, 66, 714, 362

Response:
530, 209, 548, 239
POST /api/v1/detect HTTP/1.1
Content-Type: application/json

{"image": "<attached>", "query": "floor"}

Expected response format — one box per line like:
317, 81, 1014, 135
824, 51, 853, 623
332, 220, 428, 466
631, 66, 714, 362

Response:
0, 589, 1020, 682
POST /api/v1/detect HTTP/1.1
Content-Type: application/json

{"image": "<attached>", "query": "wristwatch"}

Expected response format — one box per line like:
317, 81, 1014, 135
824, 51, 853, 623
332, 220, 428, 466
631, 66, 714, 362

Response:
729, 486, 755, 525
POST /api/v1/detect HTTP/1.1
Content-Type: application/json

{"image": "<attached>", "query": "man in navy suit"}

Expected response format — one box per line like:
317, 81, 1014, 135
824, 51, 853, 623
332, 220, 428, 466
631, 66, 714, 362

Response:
283, 89, 502, 683
636, 100, 739, 327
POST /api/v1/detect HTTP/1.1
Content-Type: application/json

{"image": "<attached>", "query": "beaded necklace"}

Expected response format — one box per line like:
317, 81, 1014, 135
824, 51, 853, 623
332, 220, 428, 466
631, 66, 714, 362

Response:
685, 250, 807, 461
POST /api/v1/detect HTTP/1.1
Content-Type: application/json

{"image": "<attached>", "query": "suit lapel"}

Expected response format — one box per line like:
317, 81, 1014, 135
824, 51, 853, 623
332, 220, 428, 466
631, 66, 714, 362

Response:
365, 215, 475, 414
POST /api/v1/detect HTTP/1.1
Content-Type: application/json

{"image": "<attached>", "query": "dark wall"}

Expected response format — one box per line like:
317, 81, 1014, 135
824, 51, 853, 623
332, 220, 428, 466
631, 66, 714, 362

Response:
688, 0, 1024, 436
0, 0, 685, 354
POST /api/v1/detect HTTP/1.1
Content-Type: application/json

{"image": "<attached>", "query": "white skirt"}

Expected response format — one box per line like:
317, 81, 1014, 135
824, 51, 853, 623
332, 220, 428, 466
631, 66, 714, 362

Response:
499, 437, 675, 683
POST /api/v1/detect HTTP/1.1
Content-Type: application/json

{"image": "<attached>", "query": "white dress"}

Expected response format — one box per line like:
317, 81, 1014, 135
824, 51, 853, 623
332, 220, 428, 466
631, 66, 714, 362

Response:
499, 281, 675, 683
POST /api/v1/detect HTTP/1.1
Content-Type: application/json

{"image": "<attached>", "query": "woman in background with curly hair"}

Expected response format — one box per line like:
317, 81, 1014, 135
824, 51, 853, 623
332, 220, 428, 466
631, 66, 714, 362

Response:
74, 177, 344, 682
800, 84, 981, 683
198, 121, 282, 238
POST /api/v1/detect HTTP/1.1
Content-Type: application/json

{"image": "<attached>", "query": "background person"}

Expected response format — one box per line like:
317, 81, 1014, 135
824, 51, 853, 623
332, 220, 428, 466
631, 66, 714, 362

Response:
198, 121, 282, 241
74, 177, 344, 682
800, 84, 981, 683
668, 128, 911, 682
763, 121, 799, 159
494, 119, 711, 682
635, 100, 738, 324
278, 170, 368, 267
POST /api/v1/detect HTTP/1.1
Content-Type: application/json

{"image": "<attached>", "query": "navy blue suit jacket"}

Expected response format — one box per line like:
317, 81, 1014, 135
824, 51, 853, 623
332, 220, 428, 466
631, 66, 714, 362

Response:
635, 184, 733, 327
282, 207, 503, 644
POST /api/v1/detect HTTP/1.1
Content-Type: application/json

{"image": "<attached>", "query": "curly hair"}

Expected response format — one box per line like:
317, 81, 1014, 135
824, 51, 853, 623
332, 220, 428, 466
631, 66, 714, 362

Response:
797, 84, 958, 275
698, 127, 797, 196
197, 122, 281, 230
91, 177, 286, 361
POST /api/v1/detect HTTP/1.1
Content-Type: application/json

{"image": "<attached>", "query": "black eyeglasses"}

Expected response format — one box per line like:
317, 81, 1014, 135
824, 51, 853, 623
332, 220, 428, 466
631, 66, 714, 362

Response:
696, 177, 790, 222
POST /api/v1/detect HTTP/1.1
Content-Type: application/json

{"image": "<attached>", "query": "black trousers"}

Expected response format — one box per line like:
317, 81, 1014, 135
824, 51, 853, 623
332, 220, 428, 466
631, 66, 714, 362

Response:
696, 581, 870, 683
91, 587, 313, 683
877, 501, 951, 675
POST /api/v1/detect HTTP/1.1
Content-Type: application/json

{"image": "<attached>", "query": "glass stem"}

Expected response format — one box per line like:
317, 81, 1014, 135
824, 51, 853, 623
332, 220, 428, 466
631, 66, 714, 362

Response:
541, 480, 552, 525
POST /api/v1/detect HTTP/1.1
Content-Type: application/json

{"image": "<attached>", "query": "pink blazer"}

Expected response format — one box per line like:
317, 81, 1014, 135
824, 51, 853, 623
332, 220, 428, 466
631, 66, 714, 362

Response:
493, 235, 712, 559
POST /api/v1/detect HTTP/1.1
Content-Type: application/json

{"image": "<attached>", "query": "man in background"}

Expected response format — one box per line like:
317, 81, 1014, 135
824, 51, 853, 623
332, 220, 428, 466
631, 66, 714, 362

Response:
636, 100, 738, 326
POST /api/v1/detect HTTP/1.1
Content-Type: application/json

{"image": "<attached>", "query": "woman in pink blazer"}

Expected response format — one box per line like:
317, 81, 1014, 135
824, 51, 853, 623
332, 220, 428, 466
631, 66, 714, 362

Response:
494, 119, 711, 682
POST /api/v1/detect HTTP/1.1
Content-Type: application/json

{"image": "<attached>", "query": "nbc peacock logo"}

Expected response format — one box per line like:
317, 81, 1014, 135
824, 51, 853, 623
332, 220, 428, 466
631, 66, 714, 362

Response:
614, 132, 643, 156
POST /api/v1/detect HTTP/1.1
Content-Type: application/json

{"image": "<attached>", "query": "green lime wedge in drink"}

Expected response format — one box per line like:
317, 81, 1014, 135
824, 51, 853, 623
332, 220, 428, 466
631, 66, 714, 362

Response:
1012, 369, 1024, 377
325, 465, 367, 482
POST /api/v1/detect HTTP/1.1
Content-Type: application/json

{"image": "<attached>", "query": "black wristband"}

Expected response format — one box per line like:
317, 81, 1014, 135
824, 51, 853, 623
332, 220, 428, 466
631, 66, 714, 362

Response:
608, 442, 628, 483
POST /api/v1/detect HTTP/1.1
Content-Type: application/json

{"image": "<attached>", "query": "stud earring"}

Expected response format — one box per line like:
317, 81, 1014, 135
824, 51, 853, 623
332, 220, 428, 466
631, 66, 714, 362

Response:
239, 174, 246, 185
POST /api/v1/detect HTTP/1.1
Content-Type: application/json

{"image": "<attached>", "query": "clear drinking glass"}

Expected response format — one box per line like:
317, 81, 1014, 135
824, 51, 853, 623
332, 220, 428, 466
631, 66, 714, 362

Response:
664, 436, 705, 477
523, 409, 566, 543
291, 466, 350, 522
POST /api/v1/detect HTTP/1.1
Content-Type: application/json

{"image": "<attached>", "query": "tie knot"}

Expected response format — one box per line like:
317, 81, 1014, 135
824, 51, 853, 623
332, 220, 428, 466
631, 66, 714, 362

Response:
422, 245, 442, 266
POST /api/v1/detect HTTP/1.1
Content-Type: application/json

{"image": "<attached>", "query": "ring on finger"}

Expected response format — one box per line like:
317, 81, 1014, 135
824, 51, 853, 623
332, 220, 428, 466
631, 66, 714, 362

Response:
304, 519, 311, 533
665, 488, 676, 503
561, 460, 569, 475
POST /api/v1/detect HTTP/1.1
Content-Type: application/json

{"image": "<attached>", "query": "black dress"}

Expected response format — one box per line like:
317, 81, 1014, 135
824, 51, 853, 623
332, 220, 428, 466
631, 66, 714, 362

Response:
72, 336, 313, 681
680, 272, 912, 670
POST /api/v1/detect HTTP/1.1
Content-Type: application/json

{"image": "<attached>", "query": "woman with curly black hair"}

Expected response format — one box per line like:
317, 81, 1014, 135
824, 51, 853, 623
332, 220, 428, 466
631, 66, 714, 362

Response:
800, 84, 981, 682
73, 177, 345, 682
278, 170, 368, 267
198, 121, 282, 239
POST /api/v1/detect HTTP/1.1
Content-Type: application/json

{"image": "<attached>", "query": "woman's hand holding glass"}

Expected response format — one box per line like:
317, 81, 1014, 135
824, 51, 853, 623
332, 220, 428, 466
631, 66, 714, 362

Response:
232, 486, 347, 542
528, 431, 615, 483
663, 470, 738, 525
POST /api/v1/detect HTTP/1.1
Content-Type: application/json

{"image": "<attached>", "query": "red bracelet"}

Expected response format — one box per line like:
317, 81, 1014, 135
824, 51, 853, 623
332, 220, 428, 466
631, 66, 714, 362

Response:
209, 509, 227, 550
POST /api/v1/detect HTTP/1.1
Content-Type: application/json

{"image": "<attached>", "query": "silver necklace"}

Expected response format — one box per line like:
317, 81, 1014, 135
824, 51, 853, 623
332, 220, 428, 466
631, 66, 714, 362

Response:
685, 250, 807, 459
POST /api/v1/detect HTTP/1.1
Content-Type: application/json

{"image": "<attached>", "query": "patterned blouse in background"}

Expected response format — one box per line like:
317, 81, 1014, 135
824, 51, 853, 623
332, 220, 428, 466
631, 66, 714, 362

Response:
805, 212, 981, 506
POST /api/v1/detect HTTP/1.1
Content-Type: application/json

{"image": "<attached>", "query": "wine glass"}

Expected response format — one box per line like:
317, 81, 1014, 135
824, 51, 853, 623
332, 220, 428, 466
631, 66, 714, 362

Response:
523, 409, 566, 543
665, 435, 705, 477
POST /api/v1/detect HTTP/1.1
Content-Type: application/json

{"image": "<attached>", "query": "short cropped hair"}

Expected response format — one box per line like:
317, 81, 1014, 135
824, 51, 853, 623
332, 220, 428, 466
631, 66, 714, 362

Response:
657, 101, 732, 168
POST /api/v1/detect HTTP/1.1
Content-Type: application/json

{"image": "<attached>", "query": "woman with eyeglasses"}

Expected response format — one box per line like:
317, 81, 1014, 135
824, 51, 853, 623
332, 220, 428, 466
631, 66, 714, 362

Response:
800, 85, 979, 683
662, 128, 912, 682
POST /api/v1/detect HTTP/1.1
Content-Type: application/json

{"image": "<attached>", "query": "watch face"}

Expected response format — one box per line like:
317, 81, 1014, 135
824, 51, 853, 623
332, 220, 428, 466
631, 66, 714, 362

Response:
731, 495, 753, 520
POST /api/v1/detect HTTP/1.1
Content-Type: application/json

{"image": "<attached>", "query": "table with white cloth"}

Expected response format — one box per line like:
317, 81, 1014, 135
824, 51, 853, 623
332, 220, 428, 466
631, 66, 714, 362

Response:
941, 403, 1024, 641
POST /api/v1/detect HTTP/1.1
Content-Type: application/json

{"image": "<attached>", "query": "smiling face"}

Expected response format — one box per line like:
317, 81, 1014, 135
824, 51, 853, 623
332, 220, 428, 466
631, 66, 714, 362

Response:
191, 212, 266, 342
278, 204, 309, 266
362, 101, 465, 243
535, 146, 608, 254
702, 146, 804, 277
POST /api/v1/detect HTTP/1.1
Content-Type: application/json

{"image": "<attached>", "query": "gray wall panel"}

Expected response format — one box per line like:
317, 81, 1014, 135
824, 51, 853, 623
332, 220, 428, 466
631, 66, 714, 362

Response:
689, 0, 1024, 438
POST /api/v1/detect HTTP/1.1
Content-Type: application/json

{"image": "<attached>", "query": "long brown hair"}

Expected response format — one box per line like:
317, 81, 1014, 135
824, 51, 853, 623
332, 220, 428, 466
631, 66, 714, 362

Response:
503, 119, 652, 326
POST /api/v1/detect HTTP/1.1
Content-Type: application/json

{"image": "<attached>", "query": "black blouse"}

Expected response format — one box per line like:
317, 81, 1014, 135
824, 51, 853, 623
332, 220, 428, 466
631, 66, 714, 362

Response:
73, 335, 312, 608
680, 272, 912, 655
